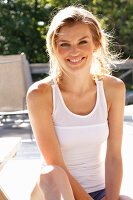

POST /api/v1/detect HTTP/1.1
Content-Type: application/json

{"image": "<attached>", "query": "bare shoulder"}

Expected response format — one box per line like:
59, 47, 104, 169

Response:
102, 75, 126, 108
103, 74, 125, 94
26, 76, 53, 108
103, 75, 125, 87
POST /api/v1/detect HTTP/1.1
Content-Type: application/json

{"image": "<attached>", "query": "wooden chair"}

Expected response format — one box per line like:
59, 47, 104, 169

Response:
0, 53, 33, 126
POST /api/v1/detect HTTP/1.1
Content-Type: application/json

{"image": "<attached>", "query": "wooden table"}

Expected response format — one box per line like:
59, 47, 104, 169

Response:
0, 137, 21, 171
0, 137, 41, 200
0, 137, 21, 200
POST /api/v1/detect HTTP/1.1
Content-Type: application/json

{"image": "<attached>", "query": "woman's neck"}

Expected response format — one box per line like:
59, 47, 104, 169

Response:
57, 73, 95, 95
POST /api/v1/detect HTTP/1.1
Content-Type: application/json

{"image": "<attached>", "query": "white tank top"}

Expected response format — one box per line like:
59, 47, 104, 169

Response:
51, 79, 109, 193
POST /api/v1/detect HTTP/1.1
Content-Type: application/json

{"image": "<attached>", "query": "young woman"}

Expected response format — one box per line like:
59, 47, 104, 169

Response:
27, 6, 131, 200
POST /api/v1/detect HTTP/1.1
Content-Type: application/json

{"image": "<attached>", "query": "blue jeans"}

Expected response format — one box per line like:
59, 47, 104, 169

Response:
89, 189, 105, 200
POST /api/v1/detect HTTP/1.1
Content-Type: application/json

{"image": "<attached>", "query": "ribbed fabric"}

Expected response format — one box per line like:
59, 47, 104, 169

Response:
51, 79, 109, 193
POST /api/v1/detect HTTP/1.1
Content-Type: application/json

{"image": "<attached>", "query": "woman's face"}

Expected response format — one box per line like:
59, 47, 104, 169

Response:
55, 22, 97, 74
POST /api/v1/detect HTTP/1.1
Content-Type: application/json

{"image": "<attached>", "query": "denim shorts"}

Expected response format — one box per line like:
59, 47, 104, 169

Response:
89, 189, 105, 200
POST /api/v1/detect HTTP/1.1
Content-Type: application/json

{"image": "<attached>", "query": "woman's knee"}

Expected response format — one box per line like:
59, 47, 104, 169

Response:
37, 165, 75, 200
39, 165, 68, 187
40, 165, 68, 178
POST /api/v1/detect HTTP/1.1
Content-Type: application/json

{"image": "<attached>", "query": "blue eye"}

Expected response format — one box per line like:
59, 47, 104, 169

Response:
79, 40, 88, 45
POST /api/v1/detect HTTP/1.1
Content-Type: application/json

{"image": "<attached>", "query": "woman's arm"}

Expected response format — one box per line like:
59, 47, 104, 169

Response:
26, 80, 93, 200
104, 77, 126, 200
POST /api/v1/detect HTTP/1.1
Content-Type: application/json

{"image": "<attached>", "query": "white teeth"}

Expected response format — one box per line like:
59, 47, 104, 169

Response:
69, 58, 82, 63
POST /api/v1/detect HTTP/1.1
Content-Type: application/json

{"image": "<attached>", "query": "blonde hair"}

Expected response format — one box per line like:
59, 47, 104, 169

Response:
46, 6, 119, 79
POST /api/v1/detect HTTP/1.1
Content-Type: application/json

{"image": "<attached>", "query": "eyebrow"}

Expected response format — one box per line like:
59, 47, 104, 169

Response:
57, 36, 89, 43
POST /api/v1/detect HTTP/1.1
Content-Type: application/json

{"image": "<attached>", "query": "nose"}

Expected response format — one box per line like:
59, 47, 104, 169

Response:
70, 45, 80, 56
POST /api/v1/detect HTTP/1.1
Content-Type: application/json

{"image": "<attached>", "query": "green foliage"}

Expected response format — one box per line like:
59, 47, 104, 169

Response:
0, 0, 132, 63
0, 0, 51, 62
89, 0, 133, 58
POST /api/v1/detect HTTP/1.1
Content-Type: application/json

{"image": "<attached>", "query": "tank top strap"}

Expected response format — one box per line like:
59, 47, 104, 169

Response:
96, 80, 105, 100
96, 80, 108, 117
51, 78, 60, 115
48, 78, 55, 85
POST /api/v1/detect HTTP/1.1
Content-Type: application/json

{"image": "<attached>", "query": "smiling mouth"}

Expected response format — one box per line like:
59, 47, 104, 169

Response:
67, 57, 85, 64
